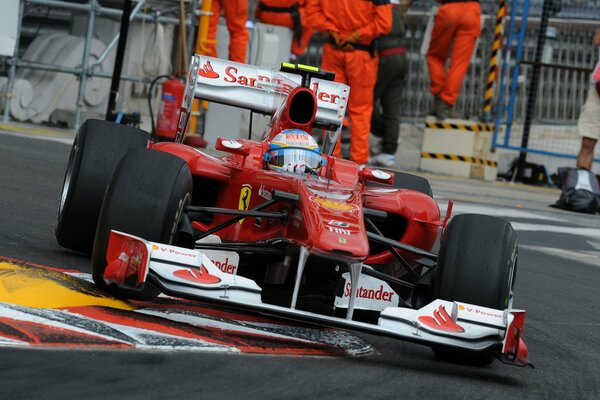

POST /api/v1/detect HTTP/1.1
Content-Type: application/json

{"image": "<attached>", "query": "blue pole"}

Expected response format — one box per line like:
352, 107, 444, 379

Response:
492, 0, 520, 150
503, 0, 530, 148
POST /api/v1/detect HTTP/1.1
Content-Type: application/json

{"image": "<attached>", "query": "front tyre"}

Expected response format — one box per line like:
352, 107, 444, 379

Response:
56, 120, 150, 253
431, 214, 518, 364
92, 148, 192, 299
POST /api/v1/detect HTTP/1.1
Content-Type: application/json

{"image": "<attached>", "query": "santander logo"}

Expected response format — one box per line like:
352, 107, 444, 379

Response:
211, 257, 237, 275
344, 283, 395, 302
198, 59, 341, 104
199, 60, 219, 79
173, 265, 221, 284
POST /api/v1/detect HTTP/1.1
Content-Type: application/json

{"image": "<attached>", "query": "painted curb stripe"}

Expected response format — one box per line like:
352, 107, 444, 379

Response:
0, 258, 372, 355
421, 152, 498, 167
0, 123, 73, 138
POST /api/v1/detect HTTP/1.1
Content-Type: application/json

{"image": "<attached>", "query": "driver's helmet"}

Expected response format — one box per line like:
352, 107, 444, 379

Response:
265, 129, 323, 174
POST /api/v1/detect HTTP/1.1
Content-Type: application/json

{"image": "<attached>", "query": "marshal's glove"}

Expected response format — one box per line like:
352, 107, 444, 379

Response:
328, 31, 343, 47
339, 30, 361, 47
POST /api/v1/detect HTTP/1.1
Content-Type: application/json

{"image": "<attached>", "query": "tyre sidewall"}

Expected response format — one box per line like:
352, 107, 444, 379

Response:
434, 214, 517, 309
56, 120, 150, 252
91, 148, 192, 295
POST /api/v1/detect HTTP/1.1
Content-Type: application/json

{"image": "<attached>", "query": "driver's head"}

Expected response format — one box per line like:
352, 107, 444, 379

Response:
265, 129, 323, 174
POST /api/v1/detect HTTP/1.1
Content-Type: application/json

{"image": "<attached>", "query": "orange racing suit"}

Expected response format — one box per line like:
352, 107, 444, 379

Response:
427, 0, 481, 105
255, 0, 314, 56
306, 0, 392, 164
207, 0, 249, 63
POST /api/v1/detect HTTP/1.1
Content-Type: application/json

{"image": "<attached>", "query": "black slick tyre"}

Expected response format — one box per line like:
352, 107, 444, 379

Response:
56, 120, 150, 253
367, 170, 433, 197
431, 213, 518, 365
92, 148, 192, 299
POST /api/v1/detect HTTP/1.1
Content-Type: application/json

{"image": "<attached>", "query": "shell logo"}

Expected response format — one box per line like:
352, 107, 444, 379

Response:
458, 305, 465, 310
152, 245, 159, 251
312, 197, 356, 211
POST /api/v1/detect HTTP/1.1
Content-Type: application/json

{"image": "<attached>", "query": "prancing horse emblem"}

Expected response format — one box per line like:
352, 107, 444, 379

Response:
238, 184, 252, 224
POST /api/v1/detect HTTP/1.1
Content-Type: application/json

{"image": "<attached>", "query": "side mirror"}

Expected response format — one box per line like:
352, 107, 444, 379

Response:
359, 167, 395, 185
215, 138, 250, 156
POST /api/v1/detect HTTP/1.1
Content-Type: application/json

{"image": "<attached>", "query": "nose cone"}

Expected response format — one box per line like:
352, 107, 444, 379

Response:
301, 191, 370, 260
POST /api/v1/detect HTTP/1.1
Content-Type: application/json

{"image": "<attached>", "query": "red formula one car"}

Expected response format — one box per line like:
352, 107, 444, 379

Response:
56, 56, 530, 367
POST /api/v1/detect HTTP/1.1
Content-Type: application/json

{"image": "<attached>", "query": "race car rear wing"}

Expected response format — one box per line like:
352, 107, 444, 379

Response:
175, 55, 350, 143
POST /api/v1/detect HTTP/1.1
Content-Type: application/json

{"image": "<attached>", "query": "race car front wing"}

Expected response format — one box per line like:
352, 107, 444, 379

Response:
104, 231, 531, 367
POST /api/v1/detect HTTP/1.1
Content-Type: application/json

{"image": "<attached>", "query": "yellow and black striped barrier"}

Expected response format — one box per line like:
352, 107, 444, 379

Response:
483, 0, 506, 114
425, 121, 494, 132
421, 152, 498, 167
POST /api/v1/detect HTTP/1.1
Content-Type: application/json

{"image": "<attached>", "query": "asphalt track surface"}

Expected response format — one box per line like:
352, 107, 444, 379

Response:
1, 131, 600, 399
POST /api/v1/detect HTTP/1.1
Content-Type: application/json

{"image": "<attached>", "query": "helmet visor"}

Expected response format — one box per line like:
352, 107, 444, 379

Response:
269, 148, 322, 170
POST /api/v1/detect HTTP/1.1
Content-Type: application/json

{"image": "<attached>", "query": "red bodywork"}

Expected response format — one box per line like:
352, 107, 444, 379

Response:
151, 85, 441, 267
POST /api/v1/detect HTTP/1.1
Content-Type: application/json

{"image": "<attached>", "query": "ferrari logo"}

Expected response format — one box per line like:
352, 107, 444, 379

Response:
238, 184, 252, 224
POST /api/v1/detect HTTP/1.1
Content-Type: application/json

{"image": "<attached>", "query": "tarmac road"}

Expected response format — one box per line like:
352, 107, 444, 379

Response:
1, 131, 599, 399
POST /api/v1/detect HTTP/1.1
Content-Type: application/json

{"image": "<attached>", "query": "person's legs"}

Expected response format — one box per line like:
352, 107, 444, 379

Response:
320, 45, 348, 159
346, 52, 378, 165
440, 2, 481, 105
223, 0, 249, 63
577, 137, 597, 170
379, 54, 408, 155
576, 84, 600, 169
371, 57, 393, 139
426, 5, 457, 98
206, 0, 222, 58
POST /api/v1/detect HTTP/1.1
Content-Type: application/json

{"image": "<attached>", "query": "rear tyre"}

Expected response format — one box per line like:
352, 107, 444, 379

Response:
431, 214, 518, 365
92, 148, 192, 299
56, 120, 150, 253
367, 170, 433, 197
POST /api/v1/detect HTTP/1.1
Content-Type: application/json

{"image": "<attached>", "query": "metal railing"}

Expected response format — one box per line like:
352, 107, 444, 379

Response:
299, 2, 599, 123
2, 0, 200, 129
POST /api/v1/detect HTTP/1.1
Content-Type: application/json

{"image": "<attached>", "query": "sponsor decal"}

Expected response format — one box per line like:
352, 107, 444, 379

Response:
211, 257, 237, 275
199, 59, 341, 104
258, 185, 272, 200
372, 170, 392, 180
328, 226, 350, 236
344, 283, 395, 302
238, 184, 252, 224
338, 238, 347, 244
306, 187, 352, 200
311, 197, 357, 211
311, 82, 342, 104
275, 132, 313, 147
224, 66, 295, 95
328, 220, 349, 228
198, 60, 219, 79
173, 265, 221, 285
335, 273, 399, 311
457, 304, 503, 319
221, 140, 242, 149
152, 245, 197, 259
418, 305, 464, 333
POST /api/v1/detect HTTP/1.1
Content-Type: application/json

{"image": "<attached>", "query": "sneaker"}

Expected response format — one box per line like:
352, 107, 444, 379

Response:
434, 100, 461, 120
370, 153, 396, 167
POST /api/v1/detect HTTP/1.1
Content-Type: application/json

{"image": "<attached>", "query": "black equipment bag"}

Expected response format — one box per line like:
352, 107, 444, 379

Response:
552, 167, 600, 214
